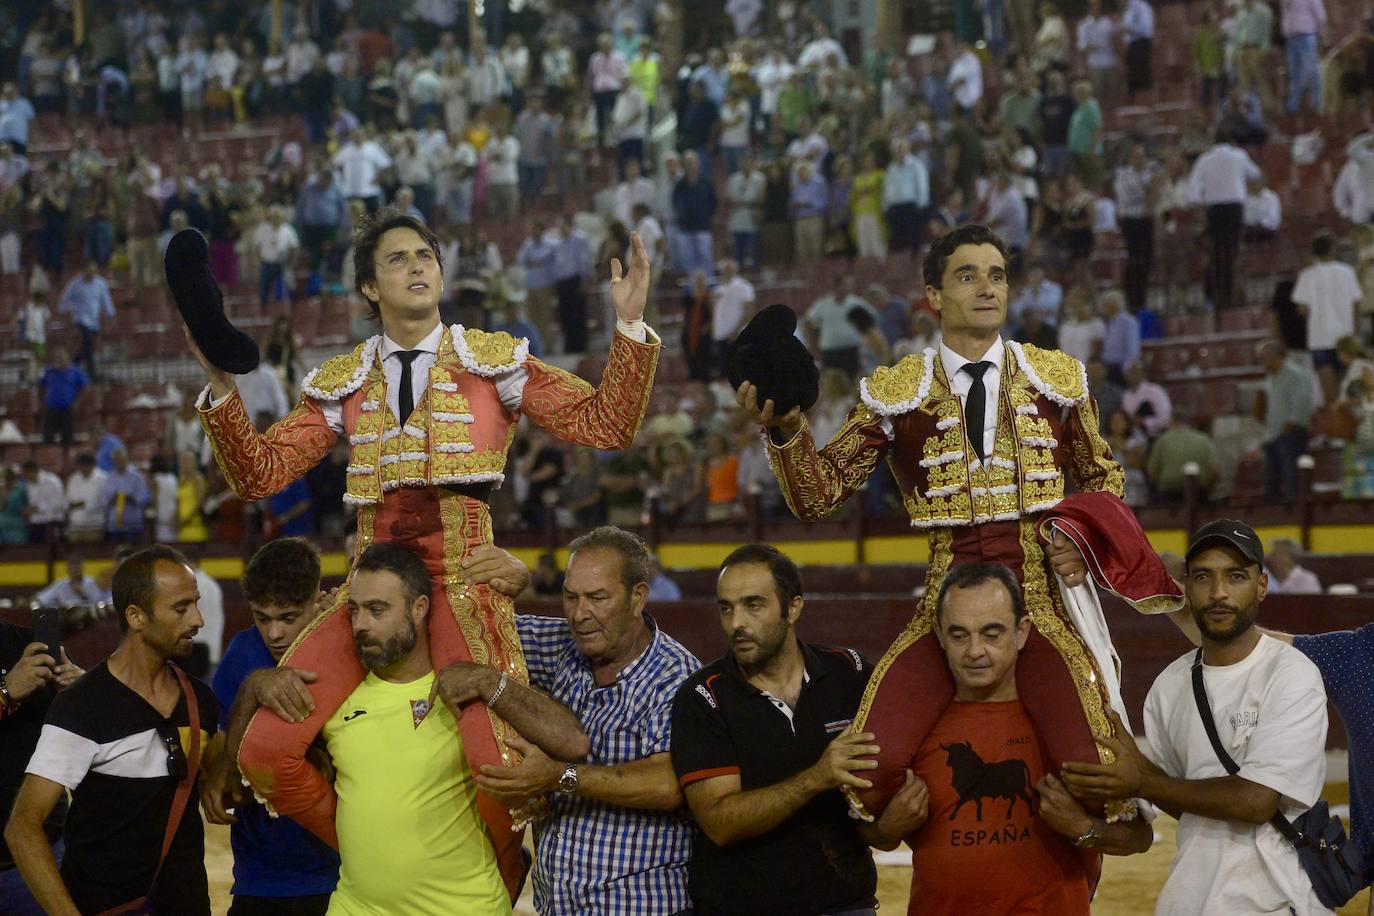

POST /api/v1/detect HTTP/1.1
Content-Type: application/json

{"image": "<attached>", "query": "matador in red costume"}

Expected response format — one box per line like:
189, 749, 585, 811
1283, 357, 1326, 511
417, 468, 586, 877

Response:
182, 213, 659, 897
738, 226, 1184, 862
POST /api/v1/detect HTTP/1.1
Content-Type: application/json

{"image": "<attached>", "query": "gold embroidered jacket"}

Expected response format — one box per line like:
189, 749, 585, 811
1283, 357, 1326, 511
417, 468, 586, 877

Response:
766, 342, 1124, 524
200, 325, 659, 502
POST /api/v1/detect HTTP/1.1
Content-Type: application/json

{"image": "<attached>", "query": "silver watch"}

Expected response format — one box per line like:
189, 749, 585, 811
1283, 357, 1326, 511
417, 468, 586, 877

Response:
1071, 820, 1102, 848
558, 763, 579, 795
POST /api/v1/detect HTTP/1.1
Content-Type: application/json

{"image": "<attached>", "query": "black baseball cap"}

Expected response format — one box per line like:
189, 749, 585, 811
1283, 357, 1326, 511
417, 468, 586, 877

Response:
1185, 519, 1265, 567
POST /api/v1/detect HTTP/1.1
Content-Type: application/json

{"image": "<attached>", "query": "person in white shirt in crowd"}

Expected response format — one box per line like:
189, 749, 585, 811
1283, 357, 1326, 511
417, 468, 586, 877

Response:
945, 38, 984, 112
880, 57, 916, 121
21, 460, 66, 544
1122, 0, 1156, 98
726, 152, 766, 269
1077, 0, 1120, 102
805, 273, 876, 377
726, 0, 764, 36
654, 152, 683, 271
207, 34, 239, 96
1009, 264, 1062, 326
1189, 127, 1261, 311
1061, 520, 1330, 916
1057, 286, 1106, 365
588, 32, 629, 150
285, 25, 319, 88
394, 134, 437, 220
752, 43, 795, 132
1121, 360, 1174, 439
718, 89, 751, 176
541, 33, 576, 108
1293, 231, 1362, 402
631, 203, 666, 281
710, 258, 755, 378
439, 136, 479, 227
483, 121, 521, 220
799, 23, 847, 70
883, 137, 930, 254
187, 549, 225, 672
468, 38, 508, 112
785, 116, 829, 172
175, 34, 208, 124
1332, 131, 1374, 224
64, 453, 107, 544
35, 557, 105, 608
1115, 143, 1161, 314
1242, 175, 1282, 241
980, 170, 1029, 256
1263, 536, 1324, 594
611, 80, 649, 177
252, 205, 299, 309
237, 356, 292, 425
332, 129, 393, 212
614, 157, 656, 227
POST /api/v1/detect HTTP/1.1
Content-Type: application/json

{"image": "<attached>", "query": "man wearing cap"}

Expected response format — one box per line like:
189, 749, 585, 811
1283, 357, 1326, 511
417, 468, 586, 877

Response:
1060, 520, 1331, 915
738, 223, 1183, 843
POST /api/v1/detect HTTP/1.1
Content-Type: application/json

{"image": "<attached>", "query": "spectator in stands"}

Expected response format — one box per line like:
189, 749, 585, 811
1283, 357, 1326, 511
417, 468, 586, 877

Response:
295, 168, 347, 279
1216, 85, 1268, 148
253, 205, 300, 309
20, 461, 64, 545
1190, 128, 1259, 311
790, 160, 829, 262
551, 215, 593, 354
671, 543, 877, 916
883, 138, 929, 254
1077, 0, 1120, 102
1099, 291, 1140, 384
1281, 0, 1326, 115
1333, 132, 1374, 225
946, 38, 984, 112
1057, 287, 1104, 365
807, 273, 875, 376
176, 451, 208, 544
125, 171, 163, 288
6, 546, 218, 916
674, 150, 717, 280
559, 449, 606, 528
726, 152, 766, 269
1293, 231, 1362, 403
614, 157, 656, 228
102, 448, 150, 543
515, 94, 557, 198
484, 120, 521, 220
1010, 265, 1062, 326
1066, 79, 1103, 185
1242, 175, 1282, 242
0, 469, 27, 545
90, 422, 126, 473
161, 175, 207, 230
1232, 0, 1275, 112
1033, 3, 1072, 75
589, 32, 629, 149
516, 220, 559, 349
710, 258, 755, 377
1122, 0, 1155, 98
58, 262, 115, 381
0, 612, 84, 914
982, 170, 1030, 258
1122, 361, 1173, 439
1038, 70, 1075, 177
1264, 536, 1324, 593
332, 129, 392, 213
65, 453, 106, 545
39, 347, 87, 449
0, 83, 36, 154
1146, 409, 1219, 502
150, 454, 179, 543
489, 294, 546, 359
1192, 8, 1227, 108
1258, 340, 1317, 500
944, 105, 984, 203
1115, 144, 1159, 314
850, 151, 887, 261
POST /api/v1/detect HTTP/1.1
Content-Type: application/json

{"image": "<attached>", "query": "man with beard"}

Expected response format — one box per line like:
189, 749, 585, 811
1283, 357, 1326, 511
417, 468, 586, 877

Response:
5, 546, 221, 915
1060, 520, 1330, 915
319, 542, 587, 915
669, 544, 879, 916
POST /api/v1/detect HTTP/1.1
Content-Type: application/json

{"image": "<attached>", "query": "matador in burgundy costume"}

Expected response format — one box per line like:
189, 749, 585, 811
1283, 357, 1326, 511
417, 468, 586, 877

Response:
185, 216, 659, 897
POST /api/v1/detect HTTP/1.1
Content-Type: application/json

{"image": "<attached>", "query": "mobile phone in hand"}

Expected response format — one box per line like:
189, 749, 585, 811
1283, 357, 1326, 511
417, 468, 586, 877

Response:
32, 607, 61, 661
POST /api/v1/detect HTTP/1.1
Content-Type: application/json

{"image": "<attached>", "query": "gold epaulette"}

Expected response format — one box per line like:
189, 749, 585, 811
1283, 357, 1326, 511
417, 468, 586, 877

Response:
300, 337, 381, 401
1007, 341, 1088, 408
452, 325, 530, 377
858, 350, 935, 416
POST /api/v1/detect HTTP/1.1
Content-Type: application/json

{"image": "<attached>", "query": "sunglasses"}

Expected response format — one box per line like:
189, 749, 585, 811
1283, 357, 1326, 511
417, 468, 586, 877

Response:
157, 725, 188, 781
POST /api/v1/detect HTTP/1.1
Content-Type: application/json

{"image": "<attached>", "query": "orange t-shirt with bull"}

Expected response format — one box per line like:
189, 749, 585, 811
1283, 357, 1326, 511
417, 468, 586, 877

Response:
907, 700, 1092, 916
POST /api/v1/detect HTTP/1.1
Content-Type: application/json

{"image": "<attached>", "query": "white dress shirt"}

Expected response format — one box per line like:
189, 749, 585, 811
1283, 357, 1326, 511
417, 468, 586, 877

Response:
1188, 144, 1261, 206
27, 470, 67, 524
36, 575, 105, 607
65, 468, 107, 533
939, 337, 1004, 462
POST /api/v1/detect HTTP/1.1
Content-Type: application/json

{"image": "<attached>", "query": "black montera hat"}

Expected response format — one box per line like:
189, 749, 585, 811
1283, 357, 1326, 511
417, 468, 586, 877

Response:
165, 229, 260, 374
725, 304, 819, 415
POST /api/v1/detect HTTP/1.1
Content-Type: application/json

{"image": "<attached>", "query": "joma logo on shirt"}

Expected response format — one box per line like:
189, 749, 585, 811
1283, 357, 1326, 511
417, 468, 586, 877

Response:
1230, 710, 1259, 728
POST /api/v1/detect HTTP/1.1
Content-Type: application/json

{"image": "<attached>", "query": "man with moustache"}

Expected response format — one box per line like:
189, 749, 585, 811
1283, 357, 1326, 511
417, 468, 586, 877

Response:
317, 542, 587, 915
1060, 520, 1330, 915
5, 546, 221, 915
670, 543, 879, 916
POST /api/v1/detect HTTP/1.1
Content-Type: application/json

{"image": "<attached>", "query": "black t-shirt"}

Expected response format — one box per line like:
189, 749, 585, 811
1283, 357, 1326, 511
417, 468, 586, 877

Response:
1039, 94, 1076, 146
26, 661, 219, 915
670, 642, 877, 916
0, 622, 64, 866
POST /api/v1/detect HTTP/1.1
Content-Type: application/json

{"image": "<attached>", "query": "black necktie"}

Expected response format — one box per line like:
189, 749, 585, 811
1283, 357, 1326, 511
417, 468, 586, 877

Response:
395, 350, 421, 424
961, 361, 995, 463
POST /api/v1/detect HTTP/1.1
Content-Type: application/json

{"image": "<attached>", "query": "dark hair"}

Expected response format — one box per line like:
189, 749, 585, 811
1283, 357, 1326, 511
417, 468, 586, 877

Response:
76, 452, 95, 466
568, 526, 652, 591
351, 207, 444, 319
922, 224, 1011, 289
846, 306, 875, 333
354, 541, 431, 605
20, 459, 36, 473
1313, 232, 1335, 258
112, 545, 191, 634
936, 563, 1025, 622
719, 543, 803, 614
243, 537, 322, 609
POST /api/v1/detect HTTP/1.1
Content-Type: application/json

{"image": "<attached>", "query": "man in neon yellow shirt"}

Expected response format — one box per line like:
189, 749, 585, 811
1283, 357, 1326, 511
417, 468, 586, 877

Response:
629, 39, 660, 111
322, 543, 589, 915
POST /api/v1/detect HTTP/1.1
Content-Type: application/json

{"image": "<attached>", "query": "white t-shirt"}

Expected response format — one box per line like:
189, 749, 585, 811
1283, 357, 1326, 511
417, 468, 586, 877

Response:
634, 214, 664, 260
66, 468, 107, 533
1057, 317, 1105, 365
21, 302, 49, 345
1292, 261, 1361, 351
483, 135, 520, 186
253, 222, 300, 264
719, 99, 751, 148
711, 276, 756, 342
1141, 635, 1330, 916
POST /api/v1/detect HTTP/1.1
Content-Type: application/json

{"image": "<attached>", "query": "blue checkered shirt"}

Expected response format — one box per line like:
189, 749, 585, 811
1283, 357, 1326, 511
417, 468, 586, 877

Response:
518, 613, 700, 916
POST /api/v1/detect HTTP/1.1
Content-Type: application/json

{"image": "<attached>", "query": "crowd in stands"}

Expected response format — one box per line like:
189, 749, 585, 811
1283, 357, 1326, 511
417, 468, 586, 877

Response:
3, 0, 1374, 548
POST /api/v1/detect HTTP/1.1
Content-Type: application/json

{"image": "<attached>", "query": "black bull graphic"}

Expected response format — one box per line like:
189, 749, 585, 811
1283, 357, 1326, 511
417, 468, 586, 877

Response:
940, 740, 1036, 821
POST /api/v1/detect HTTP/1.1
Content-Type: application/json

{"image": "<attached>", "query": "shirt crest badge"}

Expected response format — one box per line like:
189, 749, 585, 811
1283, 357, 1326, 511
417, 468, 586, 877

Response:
410, 698, 430, 729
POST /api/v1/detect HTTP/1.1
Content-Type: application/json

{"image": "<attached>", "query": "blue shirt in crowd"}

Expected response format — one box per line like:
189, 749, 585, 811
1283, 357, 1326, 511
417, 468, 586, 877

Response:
516, 235, 559, 291
1293, 625, 1374, 881
40, 365, 89, 411
58, 275, 115, 332
1101, 312, 1142, 369
101, 467, 149, 534
553, 232, 592, 282
212, 627, 341, 898
790, 173, 829, 219
0, 96, 35, 146
267, 478, 315, 537
294, 179, 347, 228
95, 431, 126, 472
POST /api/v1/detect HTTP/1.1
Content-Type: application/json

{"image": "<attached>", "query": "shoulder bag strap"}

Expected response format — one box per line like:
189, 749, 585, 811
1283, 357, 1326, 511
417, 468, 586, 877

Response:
1190, 648, 1305, 847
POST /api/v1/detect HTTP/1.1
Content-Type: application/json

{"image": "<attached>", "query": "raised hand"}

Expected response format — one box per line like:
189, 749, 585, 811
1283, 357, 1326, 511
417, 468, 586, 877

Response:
609, 231, 651, 324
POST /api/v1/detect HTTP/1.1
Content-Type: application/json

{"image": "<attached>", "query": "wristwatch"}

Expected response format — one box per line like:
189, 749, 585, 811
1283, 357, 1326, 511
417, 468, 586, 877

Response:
558, 763, 579, 795
1071, 819, 1103, 848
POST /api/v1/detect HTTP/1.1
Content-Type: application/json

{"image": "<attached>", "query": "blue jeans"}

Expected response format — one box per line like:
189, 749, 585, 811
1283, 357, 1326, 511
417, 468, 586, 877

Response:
84, 218, 114, 267
259, 261, 287, 306
1285, 32, 1320, 113
0, 838, 65, 915
732, 231, 760, 268
519, 162, 547, 199
721, 145, 745, 176
681, 230, 715, 280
